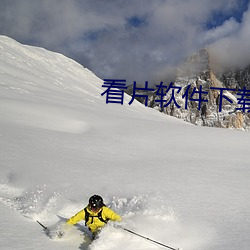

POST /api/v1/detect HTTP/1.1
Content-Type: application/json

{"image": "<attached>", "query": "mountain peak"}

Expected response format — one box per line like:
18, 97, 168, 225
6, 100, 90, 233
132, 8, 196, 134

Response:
177, 49, 210, 77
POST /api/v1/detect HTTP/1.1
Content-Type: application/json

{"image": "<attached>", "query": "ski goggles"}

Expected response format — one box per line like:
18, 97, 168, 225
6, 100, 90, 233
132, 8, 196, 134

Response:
89, 205, 101, 212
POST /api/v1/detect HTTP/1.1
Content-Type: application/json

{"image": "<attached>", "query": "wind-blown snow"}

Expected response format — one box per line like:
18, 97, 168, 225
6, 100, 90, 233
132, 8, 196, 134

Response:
0, 36, 250, 250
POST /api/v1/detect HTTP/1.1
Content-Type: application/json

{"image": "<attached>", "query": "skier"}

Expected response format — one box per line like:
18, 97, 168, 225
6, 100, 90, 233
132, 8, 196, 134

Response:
66, 194, 121, 239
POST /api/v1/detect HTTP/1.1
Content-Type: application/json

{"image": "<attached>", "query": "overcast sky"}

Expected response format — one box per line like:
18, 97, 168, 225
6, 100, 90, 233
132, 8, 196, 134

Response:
0, 0, 249, 83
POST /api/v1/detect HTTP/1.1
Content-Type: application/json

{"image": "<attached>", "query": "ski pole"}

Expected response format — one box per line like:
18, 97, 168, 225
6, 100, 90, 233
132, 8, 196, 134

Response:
122, 227, 180, 250
37, 220, 48, 231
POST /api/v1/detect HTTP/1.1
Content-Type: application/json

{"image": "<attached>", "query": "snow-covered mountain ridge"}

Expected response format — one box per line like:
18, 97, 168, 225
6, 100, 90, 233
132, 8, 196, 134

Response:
174, 48, 248, 129
126, 48, 250, 130
0, 36, 250, 250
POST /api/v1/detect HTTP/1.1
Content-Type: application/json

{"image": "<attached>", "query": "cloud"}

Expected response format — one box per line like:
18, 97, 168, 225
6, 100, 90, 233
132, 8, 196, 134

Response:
208, 3, 250, 69
200, 18, 240, 45
0, 0, 249, 83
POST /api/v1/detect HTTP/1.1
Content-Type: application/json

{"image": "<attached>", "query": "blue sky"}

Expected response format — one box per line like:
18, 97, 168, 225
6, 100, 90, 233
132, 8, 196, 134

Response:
0, 0, 249, 83
205, 0, 249, 28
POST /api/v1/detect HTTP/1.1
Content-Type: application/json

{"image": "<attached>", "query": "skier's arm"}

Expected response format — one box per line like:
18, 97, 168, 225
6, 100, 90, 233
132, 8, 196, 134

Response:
67, 209, 85, 225
104, 207, 122, 222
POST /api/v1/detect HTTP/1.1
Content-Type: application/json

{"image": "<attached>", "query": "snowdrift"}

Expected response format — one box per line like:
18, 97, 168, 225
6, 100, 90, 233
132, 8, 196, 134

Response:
0, 36, 250, 250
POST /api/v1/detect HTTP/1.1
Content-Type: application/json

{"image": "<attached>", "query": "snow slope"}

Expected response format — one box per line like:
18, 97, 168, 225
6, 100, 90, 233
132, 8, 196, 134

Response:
0, 35, 250, 250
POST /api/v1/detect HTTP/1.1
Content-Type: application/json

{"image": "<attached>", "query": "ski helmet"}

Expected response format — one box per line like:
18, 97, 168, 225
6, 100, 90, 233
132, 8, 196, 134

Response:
89, 195, 104, 210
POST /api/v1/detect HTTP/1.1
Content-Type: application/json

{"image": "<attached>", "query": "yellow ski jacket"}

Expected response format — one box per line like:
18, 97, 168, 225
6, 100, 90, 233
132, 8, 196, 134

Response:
67, 206, 121, 233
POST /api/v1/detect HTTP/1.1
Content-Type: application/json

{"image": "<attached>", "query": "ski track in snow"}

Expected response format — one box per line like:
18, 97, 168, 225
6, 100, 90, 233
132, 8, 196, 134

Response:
0, 179, 211, 250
